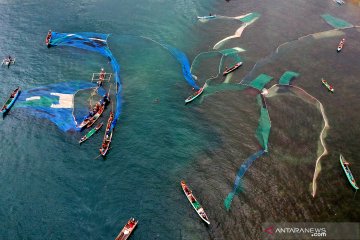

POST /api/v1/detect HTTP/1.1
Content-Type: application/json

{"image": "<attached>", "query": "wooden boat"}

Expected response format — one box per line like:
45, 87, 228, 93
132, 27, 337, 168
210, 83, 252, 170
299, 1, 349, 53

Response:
115, 218, 138, 240
340, 154, 359, 190
181, 181, 210, 225
185, 84, 205, 104
78, 94, 110, 130
197, 15, 216, 20
337, 38, 345, 52
99, 111, 114, 156
321, 78, 334, 92
86, 105, 105, 128
2, 57, 15, 67
45, 30, 52, 48
223, 62, 243, 75
1, 87, 20, 115
79, 122, 103, 144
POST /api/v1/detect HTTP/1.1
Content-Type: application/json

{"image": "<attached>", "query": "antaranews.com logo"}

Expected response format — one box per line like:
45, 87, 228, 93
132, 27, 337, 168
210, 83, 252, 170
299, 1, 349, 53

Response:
262, 222, 359, 239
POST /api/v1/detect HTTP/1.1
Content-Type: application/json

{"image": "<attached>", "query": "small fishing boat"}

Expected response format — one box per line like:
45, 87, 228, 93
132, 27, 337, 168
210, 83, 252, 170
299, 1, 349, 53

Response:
340, 154, 359, 190
337, 38, 345, 52
78, 93, 110, 130
335, 0, 345, 5
1, 87, 21, 115
321, 78, 334, 92
185, 84, 205, 104
79, 122, 103, 144
197, 15, 216, 20
115, 218, 138, 240
181, 181, 210, 225
2, 56, 15, 68
99, 111, 114, 156
223, 62, 243, 76
45, 30, 52, 48
86, 105, 105, 128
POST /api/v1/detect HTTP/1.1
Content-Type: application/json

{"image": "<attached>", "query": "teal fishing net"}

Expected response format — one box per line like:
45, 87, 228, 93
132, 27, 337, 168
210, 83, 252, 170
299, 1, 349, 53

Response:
278, 71, 300, 85
321, 14, 353, 29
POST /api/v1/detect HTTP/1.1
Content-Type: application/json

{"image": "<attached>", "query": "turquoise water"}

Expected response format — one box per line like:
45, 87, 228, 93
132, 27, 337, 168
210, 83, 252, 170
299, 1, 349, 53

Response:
1, 0, 360, 239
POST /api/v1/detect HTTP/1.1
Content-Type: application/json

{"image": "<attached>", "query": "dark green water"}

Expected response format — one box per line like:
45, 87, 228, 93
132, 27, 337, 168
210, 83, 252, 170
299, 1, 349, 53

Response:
0, 0, 360, 239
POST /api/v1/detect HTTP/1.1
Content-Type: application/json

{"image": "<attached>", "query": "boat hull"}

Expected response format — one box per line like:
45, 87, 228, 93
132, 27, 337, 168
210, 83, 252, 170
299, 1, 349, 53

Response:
115, 218, 138, 240
181, 181, 210, 225
321, 79, 334, 92
79, 122, 103, 144
1, 87, 20, 115
223, 62, 243, 75
340, 154, 359, 190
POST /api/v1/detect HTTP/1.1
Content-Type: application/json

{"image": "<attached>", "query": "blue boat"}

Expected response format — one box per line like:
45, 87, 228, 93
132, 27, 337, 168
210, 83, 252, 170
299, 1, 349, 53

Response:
1, 87, 20, 116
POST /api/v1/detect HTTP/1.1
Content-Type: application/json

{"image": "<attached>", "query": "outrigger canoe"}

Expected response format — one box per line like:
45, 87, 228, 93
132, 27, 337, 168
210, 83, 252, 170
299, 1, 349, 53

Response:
197, 15, 216, 20
321, 78, 334, 93
1, 87, 20, 115
340, 154, 359, 190
185, 84, 205, 104
99, 111, 114, 156
223, 62, 243, 76
115, 218, 138, 240
181, 181, 210, 225
79, 122, 103, 144
337, 38, 345, 52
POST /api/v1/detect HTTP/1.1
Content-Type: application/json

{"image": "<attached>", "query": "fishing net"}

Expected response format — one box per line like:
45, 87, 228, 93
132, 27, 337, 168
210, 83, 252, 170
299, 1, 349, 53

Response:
321, 14, 353, 29
224, 150, 265, 210
15, 81, 103, 131
278, 71, 300, 85
153, 43, 200, 90
238, 12, 261, 23
49, 32, 122, 131
248, 74, 273, 91
255, 95, 271, 152
190, 47, 244, 85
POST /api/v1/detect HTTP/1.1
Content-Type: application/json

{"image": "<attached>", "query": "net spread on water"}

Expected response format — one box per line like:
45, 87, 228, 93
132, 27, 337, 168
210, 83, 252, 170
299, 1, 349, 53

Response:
321, 14, 353, 29
49, 32, 122, 131
16, 81, 103, 131
238, 12, 261, 23
248, 74, 273, 90
278, 71, 300, 85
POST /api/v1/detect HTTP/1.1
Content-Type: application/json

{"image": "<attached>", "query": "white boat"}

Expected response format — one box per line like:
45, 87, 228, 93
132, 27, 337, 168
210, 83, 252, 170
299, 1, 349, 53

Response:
197, 15, 216, 20
2, 57, 15, 67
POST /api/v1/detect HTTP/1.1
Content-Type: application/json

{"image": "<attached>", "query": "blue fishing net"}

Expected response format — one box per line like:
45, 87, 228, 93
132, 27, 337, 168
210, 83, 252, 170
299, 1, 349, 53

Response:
15, 81, 102, 131
49, 32, 122, 131
224, 150, 265, 210
159, 44, 200, 90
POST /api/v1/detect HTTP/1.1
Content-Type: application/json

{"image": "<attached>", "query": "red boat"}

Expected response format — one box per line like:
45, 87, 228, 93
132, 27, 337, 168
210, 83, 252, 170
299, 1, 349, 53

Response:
115, 218, 138, 240
45, 30, 52, 48
185, 84, 205, 104
337, 38, 345, 52
223, 62, 243, 75
99, 111, 114, 156
181, 181, 210, 224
